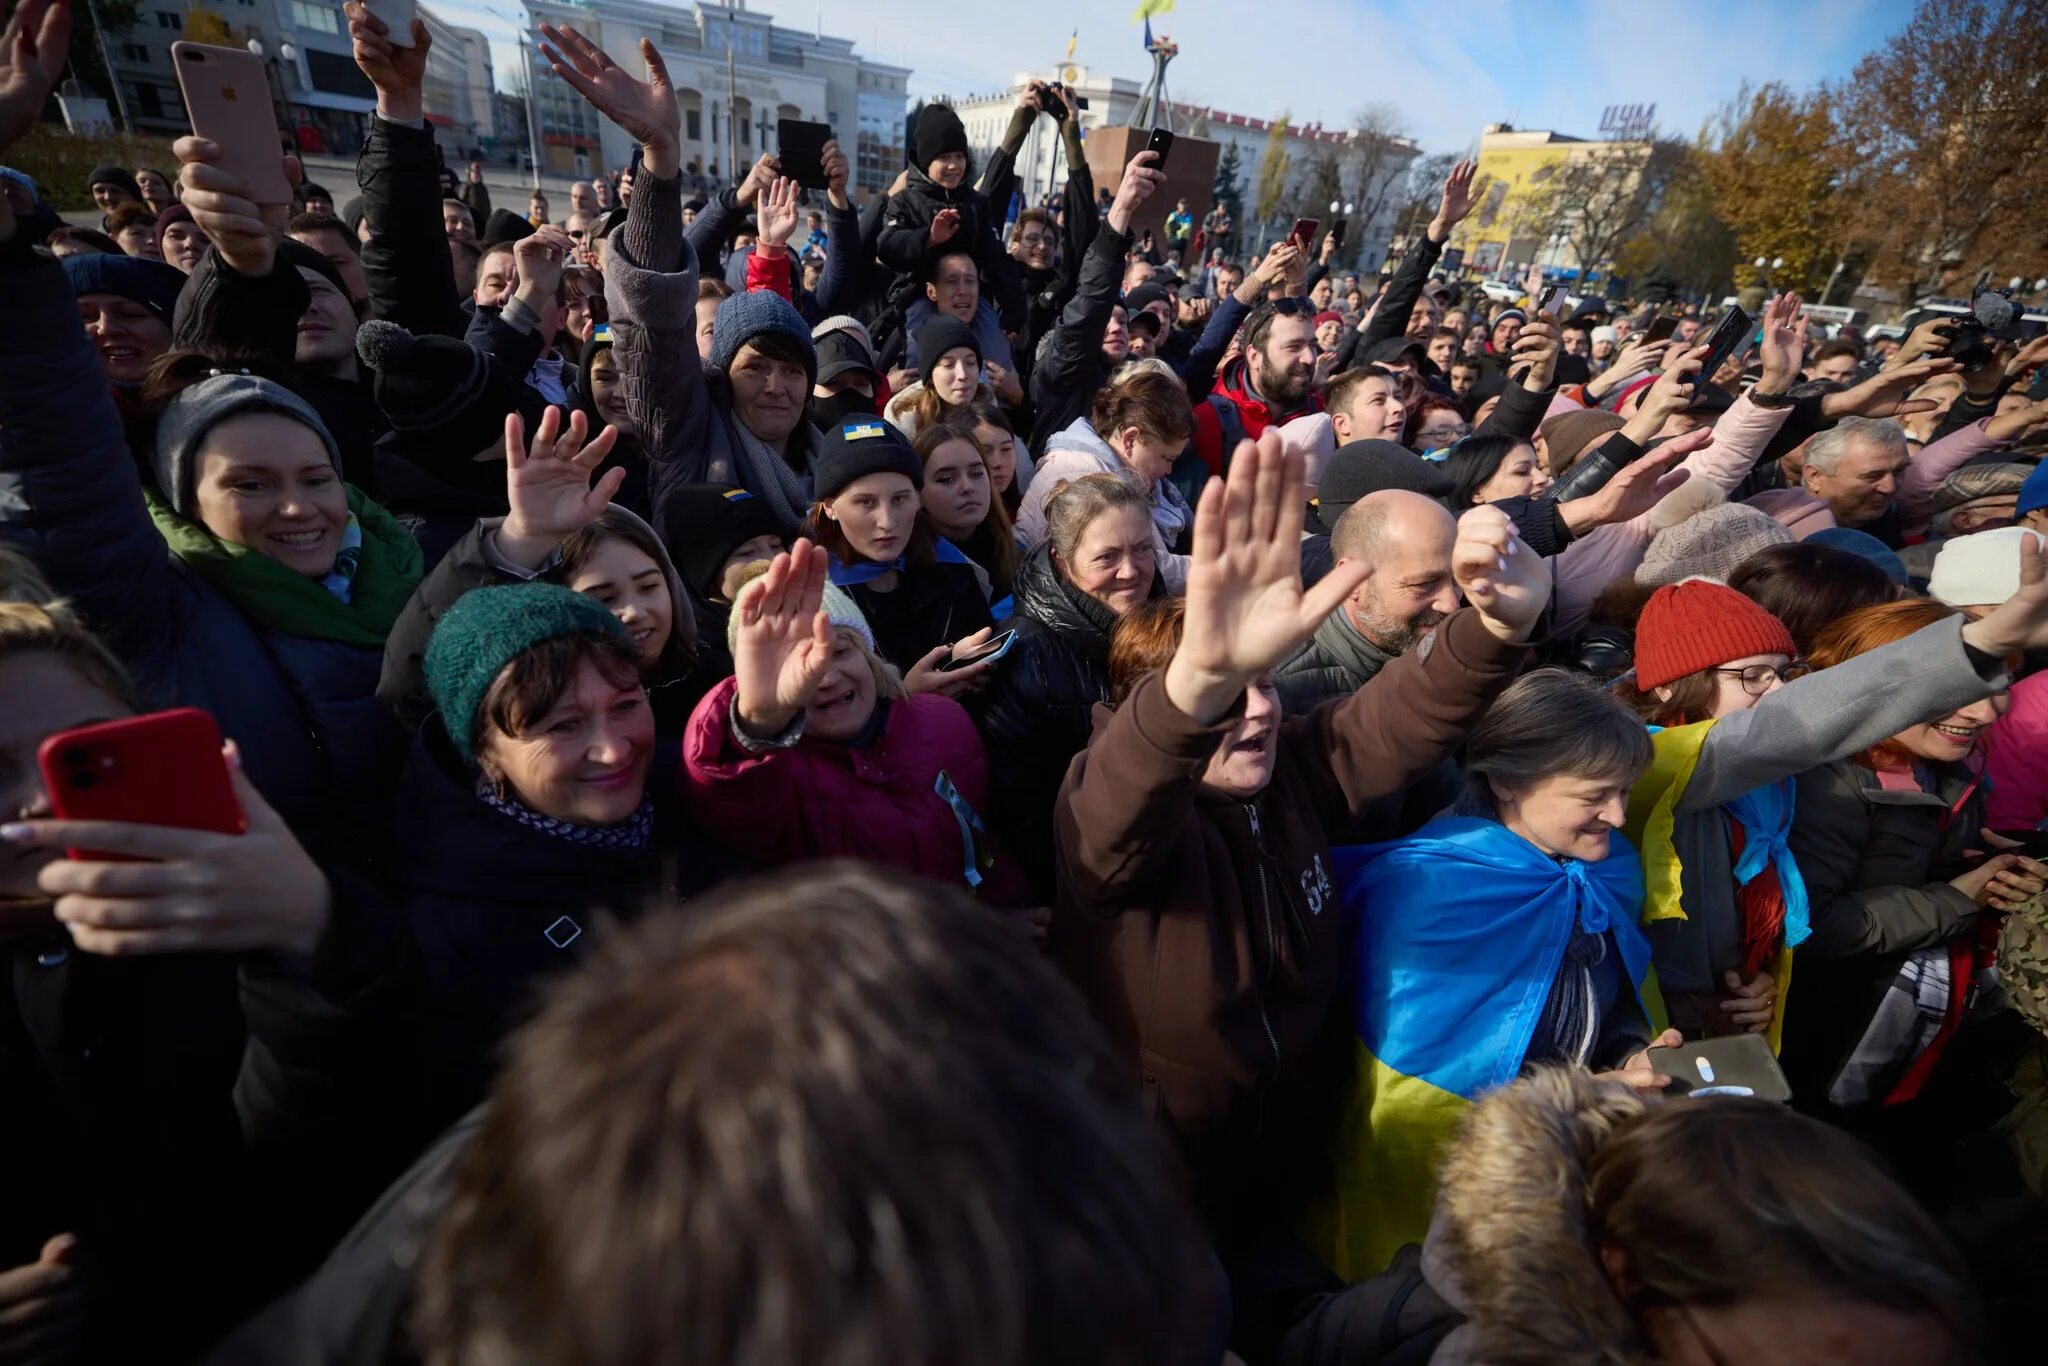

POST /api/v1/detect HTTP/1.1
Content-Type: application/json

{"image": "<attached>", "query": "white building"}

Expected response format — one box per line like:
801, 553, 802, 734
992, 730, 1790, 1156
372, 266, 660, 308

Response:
420, 7, 496, 150
522, 0, 910, 194
942, 65, 1420, 270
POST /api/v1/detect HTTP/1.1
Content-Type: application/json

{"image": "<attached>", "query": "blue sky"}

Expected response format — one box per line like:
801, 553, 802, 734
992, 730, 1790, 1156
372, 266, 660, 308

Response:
432, 0, 1911, 155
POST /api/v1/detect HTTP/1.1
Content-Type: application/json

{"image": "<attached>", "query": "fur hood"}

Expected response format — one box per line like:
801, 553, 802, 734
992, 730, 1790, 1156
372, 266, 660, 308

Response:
1423, 1069, 1653, 1364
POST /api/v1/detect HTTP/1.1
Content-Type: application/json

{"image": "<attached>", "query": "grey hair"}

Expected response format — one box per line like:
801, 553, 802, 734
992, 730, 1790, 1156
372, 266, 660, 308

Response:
1044, 473, 1152, 569
1462, 668, 1652, 812
1803, 416, 1907, 477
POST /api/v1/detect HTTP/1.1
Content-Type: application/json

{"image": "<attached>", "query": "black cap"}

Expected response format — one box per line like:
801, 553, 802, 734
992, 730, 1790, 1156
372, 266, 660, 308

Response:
1366, 336, 1428, 367
1312, 439, 1454, 533
1123, 282, 1171, 316
1569, 296, 1611, 322
816, 329, 879, 386
479, 208, 534, 248
659, 484, 786, 599
811, 418, 924, 501
914, 316, 981, 384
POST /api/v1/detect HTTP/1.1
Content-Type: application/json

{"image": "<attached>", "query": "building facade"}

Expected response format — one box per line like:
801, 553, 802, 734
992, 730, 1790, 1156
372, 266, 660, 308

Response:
943, 65, 1419, 271
521, 0, 909, 194
1451, 123, 1651, 278
420, 7, 496, 152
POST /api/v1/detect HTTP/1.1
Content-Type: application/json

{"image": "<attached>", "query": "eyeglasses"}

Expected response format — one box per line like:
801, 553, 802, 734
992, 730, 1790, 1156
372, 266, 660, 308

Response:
1711, 662, 1811, 695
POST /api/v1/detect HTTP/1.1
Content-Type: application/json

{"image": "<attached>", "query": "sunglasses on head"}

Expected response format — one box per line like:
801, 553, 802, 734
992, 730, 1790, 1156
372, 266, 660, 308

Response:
1267, 298, 1313, 317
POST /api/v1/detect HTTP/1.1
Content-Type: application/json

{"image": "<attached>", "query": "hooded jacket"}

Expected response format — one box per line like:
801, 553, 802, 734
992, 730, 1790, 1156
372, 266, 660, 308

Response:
1190, 354, 1324, 475
1051, 608, 1528, 1230
974, 543, 1163, 899
1017, 418, 1193, 593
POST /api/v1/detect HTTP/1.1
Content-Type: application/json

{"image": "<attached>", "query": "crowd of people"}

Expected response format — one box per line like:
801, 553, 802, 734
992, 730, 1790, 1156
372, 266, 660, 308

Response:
6, 0, 2048, 1359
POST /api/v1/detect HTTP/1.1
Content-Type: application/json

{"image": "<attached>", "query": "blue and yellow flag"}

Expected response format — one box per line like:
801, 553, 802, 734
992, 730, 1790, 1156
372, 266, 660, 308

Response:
1132, 0, 1176, 20
1306, 818, 1653, 1280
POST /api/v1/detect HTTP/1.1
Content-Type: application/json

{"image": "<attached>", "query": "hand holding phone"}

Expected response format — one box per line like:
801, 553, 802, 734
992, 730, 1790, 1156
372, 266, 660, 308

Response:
37, 710, 246, 863
940, 629, 1018, 672
1690, 306, 1753, 396
1290, 217, 1320, 252
1539, 285, 1569, 319
1145, 127, 1175, 171
363, 0, 419, 47
1647, 1032, 1792, 1101
777, 118, 834, 191
172, 44, 292, 207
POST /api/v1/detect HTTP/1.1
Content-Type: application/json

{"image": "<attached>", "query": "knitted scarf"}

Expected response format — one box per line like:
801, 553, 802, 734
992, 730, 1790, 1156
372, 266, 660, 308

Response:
146, 484, 423, 647
478, 782, 655, 851
728, 410, 816, 531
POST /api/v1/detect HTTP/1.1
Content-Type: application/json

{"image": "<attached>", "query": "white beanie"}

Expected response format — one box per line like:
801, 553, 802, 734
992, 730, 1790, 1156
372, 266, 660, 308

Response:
1591, 324, 1618, 345
1929, 527, 2046, 608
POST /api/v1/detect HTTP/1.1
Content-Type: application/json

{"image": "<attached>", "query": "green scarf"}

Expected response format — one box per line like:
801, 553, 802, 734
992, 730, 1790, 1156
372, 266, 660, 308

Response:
147, 485, 423, 647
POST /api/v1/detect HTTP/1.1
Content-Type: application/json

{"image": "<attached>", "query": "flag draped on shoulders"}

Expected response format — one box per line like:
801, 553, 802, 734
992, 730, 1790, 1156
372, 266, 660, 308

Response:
1625, 721, 1810, 1051
1305, 816, 1652, 1281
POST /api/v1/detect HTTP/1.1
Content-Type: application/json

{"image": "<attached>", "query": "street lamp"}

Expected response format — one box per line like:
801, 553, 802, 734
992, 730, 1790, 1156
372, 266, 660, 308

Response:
247, 36, 297, 131
1754, 255, 1785, 288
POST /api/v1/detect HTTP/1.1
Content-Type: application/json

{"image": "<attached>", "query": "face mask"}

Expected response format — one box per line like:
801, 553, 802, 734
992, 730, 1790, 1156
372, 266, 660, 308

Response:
812, 387, 879, 430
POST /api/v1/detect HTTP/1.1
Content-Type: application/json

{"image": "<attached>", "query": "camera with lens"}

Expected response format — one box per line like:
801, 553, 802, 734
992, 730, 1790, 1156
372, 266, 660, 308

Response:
1948, 284, 2025, 373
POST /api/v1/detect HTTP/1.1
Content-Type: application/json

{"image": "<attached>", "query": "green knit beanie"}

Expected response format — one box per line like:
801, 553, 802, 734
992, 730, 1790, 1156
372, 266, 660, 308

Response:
424, 583, 627, 764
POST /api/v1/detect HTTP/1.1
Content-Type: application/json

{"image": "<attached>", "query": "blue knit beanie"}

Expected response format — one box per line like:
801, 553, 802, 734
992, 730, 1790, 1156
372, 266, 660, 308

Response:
709, 288, 816, 386
424, 583, 629, 764
61, 252, 186, 324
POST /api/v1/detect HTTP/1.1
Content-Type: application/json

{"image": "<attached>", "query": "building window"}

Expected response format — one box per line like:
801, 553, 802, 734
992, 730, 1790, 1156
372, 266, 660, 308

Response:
134, 82, 163, 119
121, 42, 149, 61
291, 1, 341, 34
155, 11, 181, 28
739, 116, 750, 144
686, 108, 701, 140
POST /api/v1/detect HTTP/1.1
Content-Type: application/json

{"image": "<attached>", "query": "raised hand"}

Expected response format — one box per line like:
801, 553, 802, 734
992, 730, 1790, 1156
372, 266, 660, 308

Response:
1428, 159, 1476, 242
538, 23, 679, 176
174, 133, 300, 275
732, 540, 835, 737
1107, 149, 1166, 235
1250, 239, 1299, 290
1625, 344, 1708, 439
498, 407, 625, 566
1451, 504, 1551, 643
2004, 334, 2048, 381
736, 152, 782, 208
1988, 395, 2048, 444
1820, 356, 1959, 420
345, 0, 429, 121
927, 205, 961, 248
822, 137, 850, 209
1557, 431, 1703, 535
1887, 316, 1956, 371
513, 223, 573, 307
1756, 291, 1807, 393
0, 0, 68, 161
1509, 315, 1560, 391
18, 745, 332, 957
1162, 432, 1368, 724
756, 177, 800, 252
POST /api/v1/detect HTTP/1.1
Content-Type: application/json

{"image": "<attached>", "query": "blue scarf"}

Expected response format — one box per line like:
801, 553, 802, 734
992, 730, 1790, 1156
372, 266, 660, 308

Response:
1725, 777, 1812, 950
828, 537, 973, 587
317, 512, 364, 604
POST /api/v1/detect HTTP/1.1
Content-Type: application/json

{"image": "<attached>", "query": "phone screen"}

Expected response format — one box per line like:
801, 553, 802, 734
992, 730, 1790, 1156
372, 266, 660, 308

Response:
777, 118, 834, 191
1644, 316, 1679, 344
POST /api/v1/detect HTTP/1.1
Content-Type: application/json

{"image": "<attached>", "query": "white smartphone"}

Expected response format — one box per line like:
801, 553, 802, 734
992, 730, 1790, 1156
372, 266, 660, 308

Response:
365, 0, 418, 47
171, 44, 292, 206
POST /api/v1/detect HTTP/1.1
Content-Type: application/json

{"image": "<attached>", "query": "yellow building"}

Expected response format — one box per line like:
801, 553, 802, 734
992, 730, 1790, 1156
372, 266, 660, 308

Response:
1451, 123, 1649, 278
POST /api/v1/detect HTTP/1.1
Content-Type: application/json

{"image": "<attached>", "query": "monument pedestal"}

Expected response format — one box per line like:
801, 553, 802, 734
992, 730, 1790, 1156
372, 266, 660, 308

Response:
1082, 125, 1220, 263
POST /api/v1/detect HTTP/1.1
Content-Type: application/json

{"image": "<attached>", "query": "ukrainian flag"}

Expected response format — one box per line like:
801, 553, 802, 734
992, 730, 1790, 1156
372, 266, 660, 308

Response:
1306, 817, 1653, 1280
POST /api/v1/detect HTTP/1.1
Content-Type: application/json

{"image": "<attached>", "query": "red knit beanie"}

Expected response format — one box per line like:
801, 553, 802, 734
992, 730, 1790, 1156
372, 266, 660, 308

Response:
1634, 580, 1797, 690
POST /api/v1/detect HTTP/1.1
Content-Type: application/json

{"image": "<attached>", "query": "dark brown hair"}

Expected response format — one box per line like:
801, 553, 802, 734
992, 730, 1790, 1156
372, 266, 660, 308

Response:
105, 202, 156, 237
1108, 596, 1186, 704
558, 508, 694, 681
1727, 542, 1898, 656
914, 420, 1018, 593
478, 631, 643, 754
288, 211, 360, 256
414, 864, 1214, 1366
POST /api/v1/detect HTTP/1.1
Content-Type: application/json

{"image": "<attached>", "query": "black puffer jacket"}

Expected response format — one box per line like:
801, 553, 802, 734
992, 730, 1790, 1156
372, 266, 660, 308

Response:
974, 544, 1158, 899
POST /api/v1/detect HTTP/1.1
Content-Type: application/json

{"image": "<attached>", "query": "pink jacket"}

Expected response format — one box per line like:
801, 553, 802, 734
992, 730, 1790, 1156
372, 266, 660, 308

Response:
680, 675, 1028, 897
1902, 419, 2007, 540
1986, 672, 2048, 831
1548, 391, 1794, 640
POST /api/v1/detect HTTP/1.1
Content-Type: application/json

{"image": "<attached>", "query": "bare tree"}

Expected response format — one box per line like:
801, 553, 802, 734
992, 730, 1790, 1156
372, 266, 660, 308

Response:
1345, 103, 1412, 242
1518, 137, 1686, 288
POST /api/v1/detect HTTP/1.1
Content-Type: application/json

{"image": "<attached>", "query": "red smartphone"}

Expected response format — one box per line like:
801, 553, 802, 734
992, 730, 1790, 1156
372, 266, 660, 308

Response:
37, 709, 246, 862
1290, 217, 1320, 251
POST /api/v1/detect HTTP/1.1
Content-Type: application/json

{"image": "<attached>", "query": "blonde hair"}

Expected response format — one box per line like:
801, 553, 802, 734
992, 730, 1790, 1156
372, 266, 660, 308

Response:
0, 561, 139, 713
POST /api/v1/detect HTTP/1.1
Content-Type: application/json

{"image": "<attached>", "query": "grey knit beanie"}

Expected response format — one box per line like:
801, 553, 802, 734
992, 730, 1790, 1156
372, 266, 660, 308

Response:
152, 373, 342, 518
709, 288, 817, 386
1636, 504, 1795, 588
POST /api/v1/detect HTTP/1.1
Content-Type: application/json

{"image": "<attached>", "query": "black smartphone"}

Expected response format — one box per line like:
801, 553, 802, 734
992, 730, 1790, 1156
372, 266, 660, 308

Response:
777, 118, 834, 191
1690, 305, 1752, 394
1145, 126, 1174, 170
1647, 1033, 1791, 1102
939, 630, 1018, 672
1644, 315, 1679, 344
1992, 829, 2048, 860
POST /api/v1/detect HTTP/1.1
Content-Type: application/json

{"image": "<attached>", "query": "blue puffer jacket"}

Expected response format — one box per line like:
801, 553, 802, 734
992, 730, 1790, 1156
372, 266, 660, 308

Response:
0, 249, 401, 865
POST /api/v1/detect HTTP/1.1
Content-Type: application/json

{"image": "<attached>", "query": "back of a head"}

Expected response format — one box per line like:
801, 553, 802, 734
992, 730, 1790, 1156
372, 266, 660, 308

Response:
1092, 358, 1193, 447
416, 864, 1213, 1366
1727, 542, 1898, 656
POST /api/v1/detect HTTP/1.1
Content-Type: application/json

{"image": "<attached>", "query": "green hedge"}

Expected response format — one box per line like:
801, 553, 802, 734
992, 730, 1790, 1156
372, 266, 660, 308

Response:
9, 124, 179, 211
